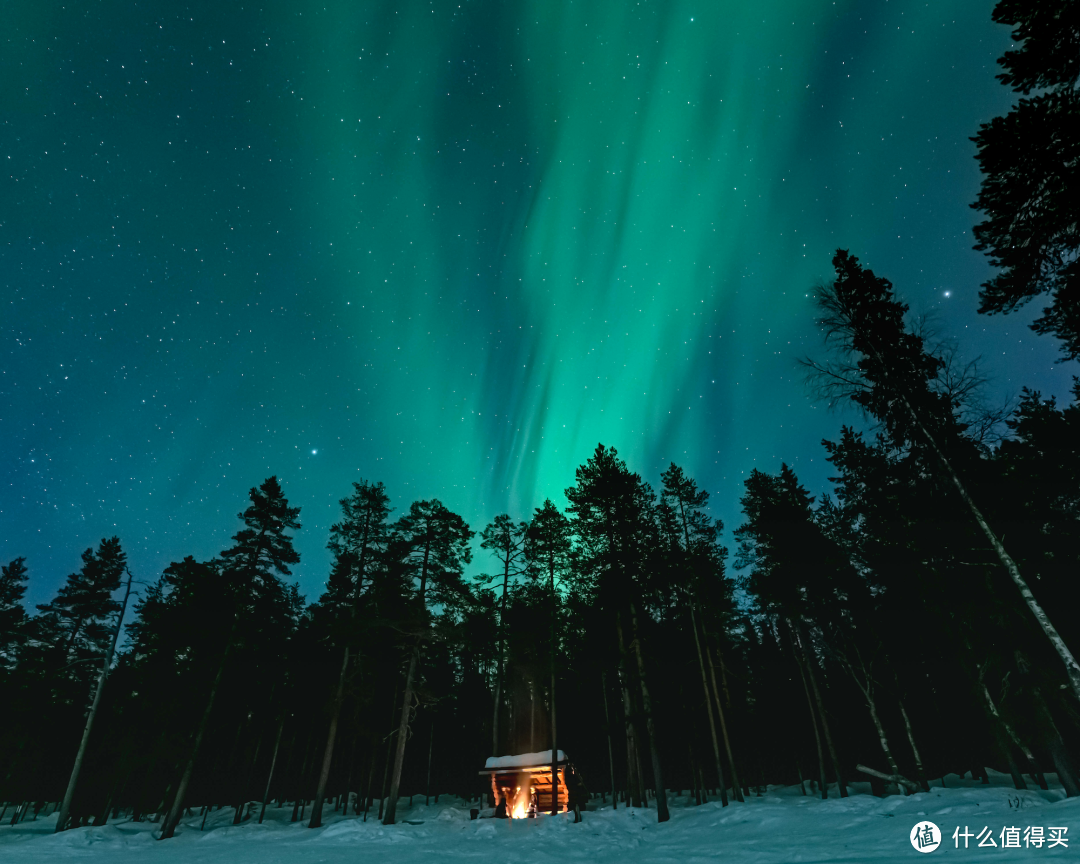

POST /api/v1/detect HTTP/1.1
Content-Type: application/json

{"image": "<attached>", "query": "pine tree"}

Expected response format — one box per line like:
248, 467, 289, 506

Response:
34, 538, 125, 672
383, 500, 473, 825
0, 557, 29, 670
660, 464, 740, 804
735, 466, 849, 797
524, 501, 572, 814
160, 477, 301, 840
309, 480, 391, 829
992, 384, 1080, 651
566, 445, 670, 822
479, 514, 528, 757
804, 250, 1080, 706
55, 564, 135, 832
972, 0, 1080, 359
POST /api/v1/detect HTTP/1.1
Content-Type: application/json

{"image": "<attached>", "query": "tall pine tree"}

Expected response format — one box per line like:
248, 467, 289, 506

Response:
160, 477, 301, 839
382, 499, 472, 825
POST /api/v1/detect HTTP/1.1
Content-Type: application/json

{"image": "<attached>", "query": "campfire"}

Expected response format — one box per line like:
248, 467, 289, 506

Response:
509, 776, 534, 819
479, 750, 577, 819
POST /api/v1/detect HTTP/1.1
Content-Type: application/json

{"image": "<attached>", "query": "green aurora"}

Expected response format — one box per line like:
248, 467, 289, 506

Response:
3, 0, 1072, 602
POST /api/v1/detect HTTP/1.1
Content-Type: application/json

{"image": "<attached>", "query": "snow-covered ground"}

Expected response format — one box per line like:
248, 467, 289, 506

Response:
2, 772, 1076, 862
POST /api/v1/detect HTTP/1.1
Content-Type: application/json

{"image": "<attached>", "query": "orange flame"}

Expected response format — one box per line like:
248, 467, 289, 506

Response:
509, 778, 531, 819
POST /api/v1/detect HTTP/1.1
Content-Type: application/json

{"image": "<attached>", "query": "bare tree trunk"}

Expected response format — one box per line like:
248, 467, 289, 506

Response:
601, 671, 618, 808
377, 681, 399, 818
688, 740, 701, 804
377, 736, 392, 818
703, 630, 743, 802
160, 618, 238, 840
234, 730, 264, 823
617, 652, 639, 807
223, 712, 252, 823
259, 718, 285, 823
689, 605, 727, 805
1032, 688, 1080, 797
896, 698, 930, 791
546, 546, 560, 817
866, 690, 903, 790
628, 602, 669, 822
636, 747, 647, 804
547, 590, 559, 817
845, 654, 901, 791
290, 729, 312, 821
718, 646, 734, 710
979, 681, 1046, 789
896, 393, 1080, 704
130, 730, 169, 823
94, 764, 126, 827
383, 645, 418, 824
362, 740, 378, 820
796, 624, 847, 797
275, 727, 297, 808
55, 567, 134, 833
550, 675, 559, 815
856, 763, 920, 793
790, 622, 827, 799
342, 734, 359, 814
491, 671, 502, 758
425, 717, 434, 805
309, 645, 350, 828
492, 557, 510, 757
994, 718, 1028, 791
507, 688, 516, 754
684, 695, 705, 803
530, 684, 536, 753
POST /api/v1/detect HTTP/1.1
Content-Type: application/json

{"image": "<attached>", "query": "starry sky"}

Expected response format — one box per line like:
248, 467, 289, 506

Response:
3, 0, 1076, 607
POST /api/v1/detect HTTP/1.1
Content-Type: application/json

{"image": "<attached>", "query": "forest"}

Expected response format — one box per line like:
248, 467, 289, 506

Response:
2, 0, 1079, 841
3, 246, 1079, 834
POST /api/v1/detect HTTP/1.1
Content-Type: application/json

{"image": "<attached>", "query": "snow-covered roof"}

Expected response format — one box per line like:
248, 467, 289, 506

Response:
484, 750, 567, 769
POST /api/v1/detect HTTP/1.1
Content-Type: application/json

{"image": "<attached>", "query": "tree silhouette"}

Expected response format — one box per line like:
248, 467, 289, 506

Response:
309, 480, 391, 829
523, 501, 571, 815
566, 445, 670, 822
34, 538, 125, 673
0, 558, 29, 671
382, 499, 472, 825
660, 464, 739, 803
160, 477, 301, 840
804, 250, 1080, 706
478, 514, 528, 757
972, 0, 1080, 358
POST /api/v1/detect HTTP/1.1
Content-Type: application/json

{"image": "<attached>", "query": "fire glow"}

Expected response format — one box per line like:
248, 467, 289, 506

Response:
510, 777, 532, 819
482, 750, 572, 818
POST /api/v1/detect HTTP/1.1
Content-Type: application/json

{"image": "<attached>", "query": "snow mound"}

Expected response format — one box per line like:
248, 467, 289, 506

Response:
484, 750, 566, 769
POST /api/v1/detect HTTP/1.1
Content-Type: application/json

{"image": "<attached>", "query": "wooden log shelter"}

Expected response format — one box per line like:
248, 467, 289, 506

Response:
479, 750, 586, 818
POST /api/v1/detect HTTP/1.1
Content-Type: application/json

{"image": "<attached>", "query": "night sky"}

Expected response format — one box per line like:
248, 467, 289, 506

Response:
4, 0, 1075, 607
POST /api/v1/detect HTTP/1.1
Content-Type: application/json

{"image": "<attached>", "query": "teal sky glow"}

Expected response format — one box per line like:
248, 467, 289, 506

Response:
3, 0, 1073, 604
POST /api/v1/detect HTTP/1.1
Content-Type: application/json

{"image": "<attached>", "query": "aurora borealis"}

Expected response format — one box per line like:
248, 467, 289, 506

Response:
3, 0, 1075, 605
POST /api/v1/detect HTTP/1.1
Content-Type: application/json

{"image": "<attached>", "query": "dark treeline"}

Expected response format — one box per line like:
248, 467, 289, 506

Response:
2, 251, 1079, 836
2, 0, 1079, 837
